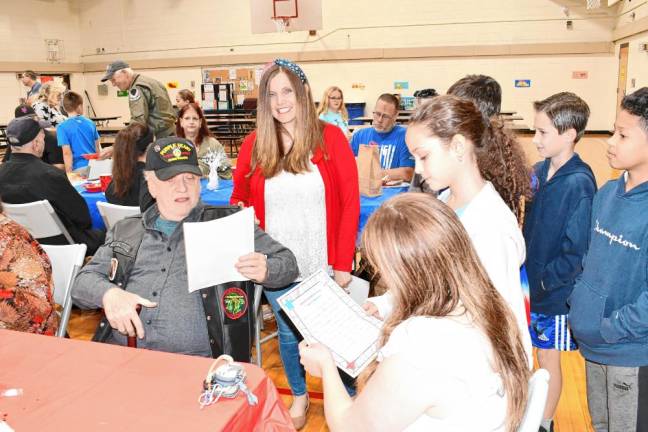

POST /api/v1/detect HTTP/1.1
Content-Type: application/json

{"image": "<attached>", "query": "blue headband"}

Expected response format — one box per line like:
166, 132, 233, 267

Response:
274, 58, 307, 84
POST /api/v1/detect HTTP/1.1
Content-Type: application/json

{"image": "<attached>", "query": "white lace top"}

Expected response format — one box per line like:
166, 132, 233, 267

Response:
378, 316, 507, 432
265, 161, 328, 280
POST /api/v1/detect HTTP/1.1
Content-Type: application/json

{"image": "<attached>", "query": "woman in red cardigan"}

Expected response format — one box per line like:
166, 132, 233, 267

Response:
231, 59, 359, 429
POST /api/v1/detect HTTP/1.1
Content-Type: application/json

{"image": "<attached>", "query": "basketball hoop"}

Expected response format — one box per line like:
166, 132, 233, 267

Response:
271, 0, 297, 33
272, 17, 291, 33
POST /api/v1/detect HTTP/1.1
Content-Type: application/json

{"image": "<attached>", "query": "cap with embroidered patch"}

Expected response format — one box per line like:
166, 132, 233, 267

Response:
6, 116, 50, 147
101, 60, 130, 82
14, 104, 36, 118
145, 136, 202, 180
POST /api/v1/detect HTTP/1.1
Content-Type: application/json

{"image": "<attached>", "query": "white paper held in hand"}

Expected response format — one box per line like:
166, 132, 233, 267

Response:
183, 207, 255, 292
277, 270, 382, 377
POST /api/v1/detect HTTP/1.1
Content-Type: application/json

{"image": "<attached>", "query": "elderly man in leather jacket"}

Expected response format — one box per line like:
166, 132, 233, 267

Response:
72, 137, 298, 359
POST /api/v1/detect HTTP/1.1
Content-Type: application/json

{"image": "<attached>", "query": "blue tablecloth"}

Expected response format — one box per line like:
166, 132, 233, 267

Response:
78, 179, 408, 238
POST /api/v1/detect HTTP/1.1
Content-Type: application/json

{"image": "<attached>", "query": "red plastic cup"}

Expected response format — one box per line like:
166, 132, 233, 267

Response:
100, 175, 112, 192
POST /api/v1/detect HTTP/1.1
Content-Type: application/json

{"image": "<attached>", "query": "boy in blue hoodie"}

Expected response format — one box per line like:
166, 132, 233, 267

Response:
524, 92, 597, 432
569, 87, 648, 432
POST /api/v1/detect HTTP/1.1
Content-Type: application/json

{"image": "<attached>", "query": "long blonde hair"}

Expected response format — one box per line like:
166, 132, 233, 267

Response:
252, 64, 324, 178
316, 86, 349, 122
38, 82, 65, 107
357, 193, 530, 431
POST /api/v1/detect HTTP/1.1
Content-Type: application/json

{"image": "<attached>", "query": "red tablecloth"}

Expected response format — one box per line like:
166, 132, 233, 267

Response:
0, 330, 295, 431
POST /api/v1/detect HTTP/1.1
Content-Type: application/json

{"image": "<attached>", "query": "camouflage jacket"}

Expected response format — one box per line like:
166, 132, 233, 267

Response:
128, 74, 177, 138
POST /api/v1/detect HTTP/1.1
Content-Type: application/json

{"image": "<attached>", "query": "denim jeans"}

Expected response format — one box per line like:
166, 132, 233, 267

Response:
263, 284, 356, 397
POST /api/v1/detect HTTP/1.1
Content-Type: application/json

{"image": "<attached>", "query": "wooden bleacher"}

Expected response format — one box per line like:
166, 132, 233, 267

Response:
95, 109, 257, 158
204, 109, 256, 157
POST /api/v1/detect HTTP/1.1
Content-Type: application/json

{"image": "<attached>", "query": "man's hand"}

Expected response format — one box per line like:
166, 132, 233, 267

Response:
102, 288, 157, 339
235, 252, 268, 283
98, 147, 114, 160
362, 301, 383, 320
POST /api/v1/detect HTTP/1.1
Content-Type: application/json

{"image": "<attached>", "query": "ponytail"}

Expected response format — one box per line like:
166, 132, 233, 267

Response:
476, 118, 532, 225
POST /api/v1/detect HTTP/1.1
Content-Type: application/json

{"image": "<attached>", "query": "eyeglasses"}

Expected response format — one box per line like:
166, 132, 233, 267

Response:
372, 111, 394, 121
328, 96, 342, 100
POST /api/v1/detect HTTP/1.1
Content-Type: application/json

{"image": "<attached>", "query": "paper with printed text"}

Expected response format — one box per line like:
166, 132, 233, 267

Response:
277, 270, 382, 377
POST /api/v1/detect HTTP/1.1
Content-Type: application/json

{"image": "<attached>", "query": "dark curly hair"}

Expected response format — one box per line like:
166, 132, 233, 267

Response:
621, 87, 648, 132
410, 95, 532, 224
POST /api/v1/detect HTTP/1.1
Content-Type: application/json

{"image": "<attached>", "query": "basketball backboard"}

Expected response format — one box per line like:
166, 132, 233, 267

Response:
250, 0, 322, 34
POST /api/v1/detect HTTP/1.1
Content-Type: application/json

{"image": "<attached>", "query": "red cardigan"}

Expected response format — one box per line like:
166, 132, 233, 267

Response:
231, 123, 360, 272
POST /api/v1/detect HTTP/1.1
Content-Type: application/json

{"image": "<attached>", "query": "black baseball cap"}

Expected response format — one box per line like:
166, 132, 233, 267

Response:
101, 60, 130, 82
145, 137, 202, 180
6, 116, 50, 147
413, 89, 438, 98
14, 104, 36, 118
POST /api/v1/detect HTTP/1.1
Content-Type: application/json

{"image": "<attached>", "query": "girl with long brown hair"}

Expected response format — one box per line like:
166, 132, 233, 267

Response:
366, 95, 533, 365
300, 193, 530, 431
176, 102, 231, 179
105, 123, 152, 207
317, 86, 350, 137
231, 59, 359, 429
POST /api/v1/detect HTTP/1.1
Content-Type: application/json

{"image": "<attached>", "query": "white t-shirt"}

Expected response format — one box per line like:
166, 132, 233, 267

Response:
265, 161, 328, 280
439, 183, 532, 367
379, 315, 507, 431
370, 182, 533, 368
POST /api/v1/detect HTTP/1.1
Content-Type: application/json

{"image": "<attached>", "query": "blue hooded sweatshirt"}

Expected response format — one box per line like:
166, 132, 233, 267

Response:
568, 174, 648, 366
523, 154, 596, 315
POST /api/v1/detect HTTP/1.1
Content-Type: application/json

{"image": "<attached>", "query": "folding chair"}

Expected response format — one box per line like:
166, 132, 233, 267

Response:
96, 201, 141, 230
517, 369, 551, 432
3, 200, 74, 244
87, 158, 113, 179
41, 243, 87, 338
253, 284, 278, 367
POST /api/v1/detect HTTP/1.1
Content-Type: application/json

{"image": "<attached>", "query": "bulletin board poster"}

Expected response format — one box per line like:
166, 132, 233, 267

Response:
394, 81, 409, 90
202, 67, 261, 104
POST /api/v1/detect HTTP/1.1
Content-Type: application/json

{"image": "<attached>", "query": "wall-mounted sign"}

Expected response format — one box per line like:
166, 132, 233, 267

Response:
394, 81, 409, 90
572, 71, 589, 79
514, 79, 531, 88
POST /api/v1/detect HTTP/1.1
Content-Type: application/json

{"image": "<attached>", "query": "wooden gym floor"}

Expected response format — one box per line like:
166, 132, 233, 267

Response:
66, 134, 611, 431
